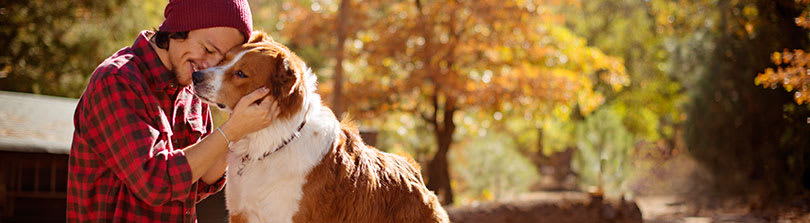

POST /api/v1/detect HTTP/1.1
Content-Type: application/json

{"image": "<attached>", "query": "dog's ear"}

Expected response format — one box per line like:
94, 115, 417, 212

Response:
268, 53, 300, 98
266, 53, 305, 118
248, 31, 270, 44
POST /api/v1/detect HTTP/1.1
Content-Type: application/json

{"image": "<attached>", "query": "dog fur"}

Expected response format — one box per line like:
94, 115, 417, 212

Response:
192, 31, 449, 223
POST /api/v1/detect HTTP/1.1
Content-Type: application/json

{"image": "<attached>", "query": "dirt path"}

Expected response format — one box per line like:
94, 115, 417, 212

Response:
444, 192, 810, 223
636, 196, 810, 223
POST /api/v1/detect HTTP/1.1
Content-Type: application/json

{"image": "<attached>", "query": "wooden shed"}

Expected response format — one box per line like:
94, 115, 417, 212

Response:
0, 91, 74, 222
0, 91, 228, 222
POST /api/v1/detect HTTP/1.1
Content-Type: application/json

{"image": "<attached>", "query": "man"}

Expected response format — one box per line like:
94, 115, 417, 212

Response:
67, 0, 276, 222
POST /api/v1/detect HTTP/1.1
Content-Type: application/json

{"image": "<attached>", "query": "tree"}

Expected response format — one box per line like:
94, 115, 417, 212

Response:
572, 107, 633, 195
756, 0, 810, 105
280, 0, 628, 204
546, 0, 687, 195
559, 0, 685, 143
662, 0, 810, 198
0, 0, 165, 98
332, 0, 351, 118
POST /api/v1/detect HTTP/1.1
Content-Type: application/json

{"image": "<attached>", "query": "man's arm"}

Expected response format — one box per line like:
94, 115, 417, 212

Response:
85, 73, 275, 206
198, 106, 227, 186
200, 154, 227, 184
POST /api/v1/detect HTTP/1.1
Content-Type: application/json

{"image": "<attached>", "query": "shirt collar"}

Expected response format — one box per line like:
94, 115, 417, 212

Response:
131, 30, 179, 92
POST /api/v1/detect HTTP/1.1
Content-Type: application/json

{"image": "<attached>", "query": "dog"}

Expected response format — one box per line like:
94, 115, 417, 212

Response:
191, 31, 449, 223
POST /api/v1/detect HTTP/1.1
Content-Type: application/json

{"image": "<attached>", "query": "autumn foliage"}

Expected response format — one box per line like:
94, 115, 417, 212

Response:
278, 0, 627, 204
757, 50, 810, 104
4, 0, 809, 211
756, 0, 810, 104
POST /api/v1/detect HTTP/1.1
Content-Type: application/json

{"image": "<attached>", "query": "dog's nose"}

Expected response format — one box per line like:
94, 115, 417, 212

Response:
192, 71, 204, 84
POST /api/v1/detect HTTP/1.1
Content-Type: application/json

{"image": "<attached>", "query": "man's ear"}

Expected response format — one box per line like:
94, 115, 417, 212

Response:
248, 31, 270, 43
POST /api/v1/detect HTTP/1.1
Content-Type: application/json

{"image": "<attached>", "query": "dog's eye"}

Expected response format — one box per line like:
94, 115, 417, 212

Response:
235, 70, 248, 78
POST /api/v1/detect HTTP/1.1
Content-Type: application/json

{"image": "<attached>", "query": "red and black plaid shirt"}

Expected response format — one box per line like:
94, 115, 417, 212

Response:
67, 31, 225, 223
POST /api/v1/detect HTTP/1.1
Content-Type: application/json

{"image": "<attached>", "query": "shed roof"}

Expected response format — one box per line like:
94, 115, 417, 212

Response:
0, 91, 77, 154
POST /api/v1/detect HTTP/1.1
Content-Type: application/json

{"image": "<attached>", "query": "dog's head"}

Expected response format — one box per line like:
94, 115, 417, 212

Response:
192, 31, 306, 118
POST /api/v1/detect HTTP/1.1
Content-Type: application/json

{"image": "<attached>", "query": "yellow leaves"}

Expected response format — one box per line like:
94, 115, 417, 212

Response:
744, 23, 755, 35
382, 57, 394, 67
753, 68, 774, 86
758, 49, 810, 104
577, 91, 605, 115
600, 71, 630, 92
279, 0, 631, 121
473, 23, 492, 37
492, 47, 514, 63
541, 25, 630, 96
481, 189, 494, 201
742, 4, 758, 17
772, 51, 783, 65
795, 91, 809, 105
796, 11, 810, 29
465, 82, 478, 92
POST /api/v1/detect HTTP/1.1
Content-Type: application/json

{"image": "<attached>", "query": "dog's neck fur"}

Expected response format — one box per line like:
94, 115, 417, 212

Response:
227, 64, 320, 158
224, 64, 342, 222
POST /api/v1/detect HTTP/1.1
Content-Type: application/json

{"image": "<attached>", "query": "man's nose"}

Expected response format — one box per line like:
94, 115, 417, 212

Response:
192, 71, 205, 84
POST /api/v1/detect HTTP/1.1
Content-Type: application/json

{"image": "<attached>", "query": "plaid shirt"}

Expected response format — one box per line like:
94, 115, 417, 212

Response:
67, 31, 225, 223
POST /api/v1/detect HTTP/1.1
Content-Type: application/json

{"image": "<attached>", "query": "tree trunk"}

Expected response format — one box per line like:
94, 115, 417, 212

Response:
427, 135, 453, 205
414, 0, 455, 205
426, 92, 456, 205
332, 0, 350, 118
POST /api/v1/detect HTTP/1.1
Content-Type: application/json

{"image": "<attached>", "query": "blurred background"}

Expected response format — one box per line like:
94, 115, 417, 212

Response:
2, 0, 810, 222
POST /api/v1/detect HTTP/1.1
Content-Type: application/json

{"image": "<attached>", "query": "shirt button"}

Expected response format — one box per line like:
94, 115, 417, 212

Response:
172, 139, 179, 145
185, 210, 190, 215
168, 83, 177, 88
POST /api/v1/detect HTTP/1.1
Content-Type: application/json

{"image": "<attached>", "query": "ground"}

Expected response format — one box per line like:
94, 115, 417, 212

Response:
446, 192, 810, 223
637, 195, 810, 223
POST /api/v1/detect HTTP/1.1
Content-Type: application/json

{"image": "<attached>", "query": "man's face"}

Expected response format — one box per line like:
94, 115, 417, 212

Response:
166, 27, 244, 86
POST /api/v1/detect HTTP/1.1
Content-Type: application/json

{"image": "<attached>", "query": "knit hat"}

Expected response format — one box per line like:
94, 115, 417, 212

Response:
158, 0, 253, 42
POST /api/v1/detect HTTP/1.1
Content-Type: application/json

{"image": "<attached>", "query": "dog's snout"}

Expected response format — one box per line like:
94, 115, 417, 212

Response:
192, 71, 204, 84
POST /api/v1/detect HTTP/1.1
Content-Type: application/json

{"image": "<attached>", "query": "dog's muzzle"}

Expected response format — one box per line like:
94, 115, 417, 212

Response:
192, 71, 205, 85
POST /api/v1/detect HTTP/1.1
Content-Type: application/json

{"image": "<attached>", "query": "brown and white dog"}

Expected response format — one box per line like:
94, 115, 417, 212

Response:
191, 32, 449, 223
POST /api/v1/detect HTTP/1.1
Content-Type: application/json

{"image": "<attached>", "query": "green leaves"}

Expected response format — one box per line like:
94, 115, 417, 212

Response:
572, 107, 634, 195
0, 0, 163, 98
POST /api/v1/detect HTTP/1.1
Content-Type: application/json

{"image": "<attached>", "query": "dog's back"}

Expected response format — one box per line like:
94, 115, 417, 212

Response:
293, 124, 449, 223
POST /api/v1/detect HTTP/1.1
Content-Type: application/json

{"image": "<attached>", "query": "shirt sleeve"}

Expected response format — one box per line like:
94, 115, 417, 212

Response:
195, 108, 226, 203
195, 176, 226, 203
80, 71, 193, 207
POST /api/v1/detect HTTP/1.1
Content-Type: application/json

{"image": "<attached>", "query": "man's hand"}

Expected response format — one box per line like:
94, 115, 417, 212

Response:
185, 87, 281, 184
219, 87, 281, 142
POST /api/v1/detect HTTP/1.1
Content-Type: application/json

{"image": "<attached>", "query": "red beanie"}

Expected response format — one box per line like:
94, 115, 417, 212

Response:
159, 0, 253, 42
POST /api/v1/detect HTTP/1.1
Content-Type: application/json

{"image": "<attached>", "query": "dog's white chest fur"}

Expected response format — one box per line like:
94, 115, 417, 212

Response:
224, 102, 338, 223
